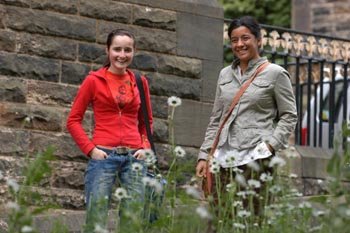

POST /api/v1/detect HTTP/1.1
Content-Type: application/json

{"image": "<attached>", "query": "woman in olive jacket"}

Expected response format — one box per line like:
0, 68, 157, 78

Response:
196, 16, 297, 212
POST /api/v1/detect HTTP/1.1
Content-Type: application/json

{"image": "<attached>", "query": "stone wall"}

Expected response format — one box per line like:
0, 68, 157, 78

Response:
0, 0, 224, 209
292, 0, 350, 38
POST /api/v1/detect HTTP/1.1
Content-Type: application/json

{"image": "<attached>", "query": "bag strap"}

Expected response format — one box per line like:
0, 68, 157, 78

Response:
134, 72, 156, 154
208, 61, 270, 160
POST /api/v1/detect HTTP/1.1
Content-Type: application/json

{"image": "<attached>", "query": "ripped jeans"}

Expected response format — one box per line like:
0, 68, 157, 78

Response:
83, 148, 146, 232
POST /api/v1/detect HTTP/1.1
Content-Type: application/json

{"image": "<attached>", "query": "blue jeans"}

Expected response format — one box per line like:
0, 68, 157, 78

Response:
84, 148, 146, 232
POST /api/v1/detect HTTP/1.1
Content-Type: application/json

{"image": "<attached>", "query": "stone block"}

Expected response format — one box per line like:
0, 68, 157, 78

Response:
31, 0, 78, 14
131, 52, 158, 72
0, 127, 29, 154
61, 61, 91, 85
146, 72, 201, 100
50, 161, 86, 190
30, 131, 89, 161
136, 27, 176, 54
173, 100, 212, 147
296, 146, 334, 179
0, 0, 30, 7
119, 0, 223, 18
80, 0, 131, 23
31, 105, 65, 131
278, 146, 303, 179
33, 186, 85, 209
157, 54, 201, 78
100, 22, 176, 54
27, 80, 77, 107
0, 29, 16, 52
0, 76, 26, 103
0, 5, 5, 28
18, 33, 77, 60
150, 95, 168, 119
153, 118, 168, 143
0, 102, 65, 131
336, 21, 350, 31
78, 43, 105, 64
133, 5, 176, 31
177, 12, 223, 61
4, 6, 96, 41
0, 102, 30, 128
312, 6, 331, 16
0, 52, 60, 82
0, 155, 24, 178
303, 178, 328, 196
201, 60, 222, 102
96, 21, 129, 44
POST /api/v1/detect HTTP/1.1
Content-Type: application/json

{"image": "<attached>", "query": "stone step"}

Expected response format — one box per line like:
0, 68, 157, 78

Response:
0, 185, 85, 210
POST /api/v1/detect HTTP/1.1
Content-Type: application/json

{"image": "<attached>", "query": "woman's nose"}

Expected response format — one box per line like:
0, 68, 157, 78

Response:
236, 38, 244, 46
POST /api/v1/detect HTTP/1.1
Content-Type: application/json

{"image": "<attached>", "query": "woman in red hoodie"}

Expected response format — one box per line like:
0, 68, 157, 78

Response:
66, 29, 153, 232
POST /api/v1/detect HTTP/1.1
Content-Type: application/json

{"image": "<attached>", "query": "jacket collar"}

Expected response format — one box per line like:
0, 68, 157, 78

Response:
89, 66, 136, 83
231, 57, 268, 82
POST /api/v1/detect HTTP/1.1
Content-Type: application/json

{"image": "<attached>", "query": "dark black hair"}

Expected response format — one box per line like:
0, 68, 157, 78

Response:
104, 29, 136, 67
227, 16, 261, 40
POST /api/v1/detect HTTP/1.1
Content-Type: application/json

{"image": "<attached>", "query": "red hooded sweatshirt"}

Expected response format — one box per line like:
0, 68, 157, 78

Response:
66, 67, 153, 156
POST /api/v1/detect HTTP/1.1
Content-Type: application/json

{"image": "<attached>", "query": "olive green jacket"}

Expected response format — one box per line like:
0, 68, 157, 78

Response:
198, 57, 298, 161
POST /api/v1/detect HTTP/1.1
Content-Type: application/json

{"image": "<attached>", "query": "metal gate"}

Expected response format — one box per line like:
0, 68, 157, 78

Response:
224, 19, 350, 149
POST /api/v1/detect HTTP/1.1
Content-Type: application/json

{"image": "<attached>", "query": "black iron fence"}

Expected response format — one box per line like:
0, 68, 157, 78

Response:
224, 19, 350, 149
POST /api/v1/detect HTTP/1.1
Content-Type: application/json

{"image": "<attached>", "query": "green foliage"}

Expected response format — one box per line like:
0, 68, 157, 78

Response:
219, 0, 291, 27
23, 146, 55, 186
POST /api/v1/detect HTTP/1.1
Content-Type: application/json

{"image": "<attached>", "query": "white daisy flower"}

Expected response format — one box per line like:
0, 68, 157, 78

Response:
114, 187, 128, 200
209, 164, 220, 174
269, 185, 282, 194
226, 183, 235, 192
195, 206, 212, 219
6, 178, 19, 193
248, 179, 261, 189
141, 149, 157, 166
237, 210, 251, 218
6, 201, 20, 211
269, 156, 286, 168
94, 224, 108, 233
174, 146, 186, 158
24, 116, 31, 124
185, 186, 202, 199
209, 158, 220, 173
167, 96, 182, 107
152, 179, 163, 194
142, 176, 153, 186
236, 191, 247, 199
260, 172, 273, 182
247, 161, 260, 172
233, 167, 243, 174
21, 226, 33, 233
345, 209, 350, 216
298, 201, 312, 209
233, 223, 246, 229
233, 201, 243, 207
142, 177, 163, 193
235, 174, 247, 187
246, 190, 257, 196
225, 154, 235, 163
312, 210, 326, 217
131, 162, 143, 172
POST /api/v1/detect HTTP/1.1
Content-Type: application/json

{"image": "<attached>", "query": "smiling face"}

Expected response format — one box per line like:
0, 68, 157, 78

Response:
230, 26, 261, 66
106, 35, 135, 75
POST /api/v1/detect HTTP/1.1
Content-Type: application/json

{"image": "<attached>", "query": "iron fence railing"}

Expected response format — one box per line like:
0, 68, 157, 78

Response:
224, 19, 350, 150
